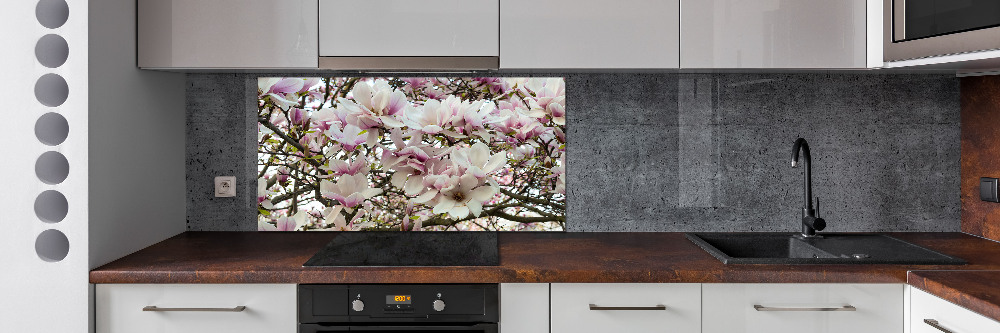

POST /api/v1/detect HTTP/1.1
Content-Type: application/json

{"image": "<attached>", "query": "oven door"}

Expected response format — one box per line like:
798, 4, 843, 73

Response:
885, 0, 1000, 61
300, 323, 498, 333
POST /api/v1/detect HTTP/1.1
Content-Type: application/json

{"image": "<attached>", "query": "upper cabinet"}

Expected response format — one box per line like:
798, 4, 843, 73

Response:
136, 0, 886, 70
318, 0, 500, 70
319, 0, 498, 57
500, 0, 680, 69
681, 0, 876, 68
138, 0, 318, 69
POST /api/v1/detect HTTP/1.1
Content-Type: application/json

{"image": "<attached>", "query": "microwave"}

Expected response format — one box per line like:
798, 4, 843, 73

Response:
884, 0, 1000, 62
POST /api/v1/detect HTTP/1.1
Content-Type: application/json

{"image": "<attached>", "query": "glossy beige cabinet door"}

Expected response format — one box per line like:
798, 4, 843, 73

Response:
501, 0, 680, 68
911, 287, 1000, 333
319, 0, 499, 57
702, 283, 903, 333
681, 0, 869, 68
138, 0, 318, 69
550, 283, 701, 333
96, 284, 297, 333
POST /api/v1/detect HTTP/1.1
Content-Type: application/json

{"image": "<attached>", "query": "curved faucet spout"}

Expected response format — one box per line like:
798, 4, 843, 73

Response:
791, 138, 811, 210
791, 138, 824, 237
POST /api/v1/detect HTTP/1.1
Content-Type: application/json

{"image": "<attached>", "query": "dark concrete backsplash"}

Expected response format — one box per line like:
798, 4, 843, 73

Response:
186, 73, 960, 232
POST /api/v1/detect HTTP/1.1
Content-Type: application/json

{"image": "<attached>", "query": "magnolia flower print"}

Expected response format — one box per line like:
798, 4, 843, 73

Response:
257, 77, 566, 231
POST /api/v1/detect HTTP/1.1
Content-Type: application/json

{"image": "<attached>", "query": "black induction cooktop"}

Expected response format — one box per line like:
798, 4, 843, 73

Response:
303, 232, 499, 267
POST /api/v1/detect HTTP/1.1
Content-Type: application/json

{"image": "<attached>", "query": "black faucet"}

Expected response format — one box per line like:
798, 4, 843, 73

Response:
791, 138, 826, 238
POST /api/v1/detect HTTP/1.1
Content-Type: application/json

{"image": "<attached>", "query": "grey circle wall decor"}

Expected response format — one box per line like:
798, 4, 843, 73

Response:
34, 73, 69, 107
35, 112, 69, 146
35, 229, 69, 262
35, 34, 69, 68
34, 190, 68, 223
35, 151, 69, 185
36, 0, 69, 29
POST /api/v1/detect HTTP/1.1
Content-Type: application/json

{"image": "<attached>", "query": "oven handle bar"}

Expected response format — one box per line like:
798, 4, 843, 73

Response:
143, 305, 247, 312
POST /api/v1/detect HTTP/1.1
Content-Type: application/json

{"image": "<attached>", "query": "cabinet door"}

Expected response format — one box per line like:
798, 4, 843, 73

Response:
500, 284, 549, 333
550, 283, 700, 333
702, 283, 903, 333
138, 0, 318, 68
681, 0, 868, 68
319, 0, 499, 57
501, 0, 680, 69
911, 287, 1000, 333
96, 284, 297, 333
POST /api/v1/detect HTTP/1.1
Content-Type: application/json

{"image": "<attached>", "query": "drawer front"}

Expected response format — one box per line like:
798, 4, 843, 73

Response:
911, 288, 1000, 333
702, 283, 903, 333
319, 0, 499, 57
550, 283, 701, 333
96, 284, 296, 333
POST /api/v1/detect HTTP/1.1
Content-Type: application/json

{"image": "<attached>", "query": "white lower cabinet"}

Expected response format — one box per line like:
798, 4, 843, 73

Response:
95, 284, 297, 333
910, 287, 1000, 333
500, 283, 549, 333
702, 283, 903, 333
550, 283, 702, 333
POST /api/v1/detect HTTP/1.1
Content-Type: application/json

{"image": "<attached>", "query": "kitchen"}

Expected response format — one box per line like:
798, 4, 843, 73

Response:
4, 0, 1000, 332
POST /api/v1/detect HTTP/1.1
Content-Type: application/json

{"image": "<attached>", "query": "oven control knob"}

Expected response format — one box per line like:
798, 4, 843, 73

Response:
432, 299, 446, 312
352, 299, 364, 312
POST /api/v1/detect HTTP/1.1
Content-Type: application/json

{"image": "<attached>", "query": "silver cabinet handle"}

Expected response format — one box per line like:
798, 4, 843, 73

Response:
753, 305, 856, 312
589, 304, 667, 311
924, 319, 955, 333
143, 306, 246, 312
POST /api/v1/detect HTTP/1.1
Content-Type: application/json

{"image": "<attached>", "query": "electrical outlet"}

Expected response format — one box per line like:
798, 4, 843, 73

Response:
215, 176, 236, 197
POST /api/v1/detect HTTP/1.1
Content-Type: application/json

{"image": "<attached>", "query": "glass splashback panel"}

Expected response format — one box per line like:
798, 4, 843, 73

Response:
257, 77, 565, 231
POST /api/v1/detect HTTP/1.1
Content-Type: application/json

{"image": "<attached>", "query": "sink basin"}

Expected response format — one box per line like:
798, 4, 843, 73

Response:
686, 233, 966, 265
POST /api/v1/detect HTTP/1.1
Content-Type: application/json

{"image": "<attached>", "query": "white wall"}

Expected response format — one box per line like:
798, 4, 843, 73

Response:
0, 0, 185, 331
0, 0, 90, 331
88, 0, 186, 269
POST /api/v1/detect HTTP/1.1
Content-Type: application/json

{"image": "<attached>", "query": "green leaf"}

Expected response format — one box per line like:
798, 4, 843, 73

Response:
258, 209, 270, 216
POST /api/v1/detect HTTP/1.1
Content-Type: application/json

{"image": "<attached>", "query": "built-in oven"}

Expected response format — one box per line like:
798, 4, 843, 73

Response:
299, 284, 498, 333
884, 0, 1000, 61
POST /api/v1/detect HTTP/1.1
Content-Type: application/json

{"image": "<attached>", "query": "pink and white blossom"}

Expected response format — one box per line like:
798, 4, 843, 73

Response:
321, 174, 383, 208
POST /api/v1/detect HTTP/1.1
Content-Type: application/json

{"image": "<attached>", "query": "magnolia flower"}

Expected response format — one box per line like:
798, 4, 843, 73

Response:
354, 81, 408, 121
321, 174, 383, 208
404, 99, 454, 135
509, 144, 536, 160
495, 109, 547, 143
414, 174, 497, 219
327, 124, 367, 152
548, 103, 566, 126
288, 108, 308, 125
259, 78, 305, 109
524, 78, 566, 125
257, 178, 275, 209
259, 211, 307, 231
550, 164, 566, 195
452, 143, 507, 179
323, 158, 369, 176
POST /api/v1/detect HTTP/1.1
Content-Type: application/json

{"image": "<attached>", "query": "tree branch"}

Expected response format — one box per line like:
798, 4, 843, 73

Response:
258, 117, 323, 169
499, 187, 565, 210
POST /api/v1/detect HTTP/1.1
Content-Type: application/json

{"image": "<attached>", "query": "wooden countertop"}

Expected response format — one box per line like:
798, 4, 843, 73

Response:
91, 231, 1000, 284
908, 270, 1000, 323
90, 232, 1000, 322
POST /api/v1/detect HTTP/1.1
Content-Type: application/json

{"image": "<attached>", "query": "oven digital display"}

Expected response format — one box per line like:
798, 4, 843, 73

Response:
386, 295, 412, 304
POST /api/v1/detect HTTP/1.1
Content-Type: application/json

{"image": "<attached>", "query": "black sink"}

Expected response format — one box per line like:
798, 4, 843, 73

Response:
686, 233, 966, 265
